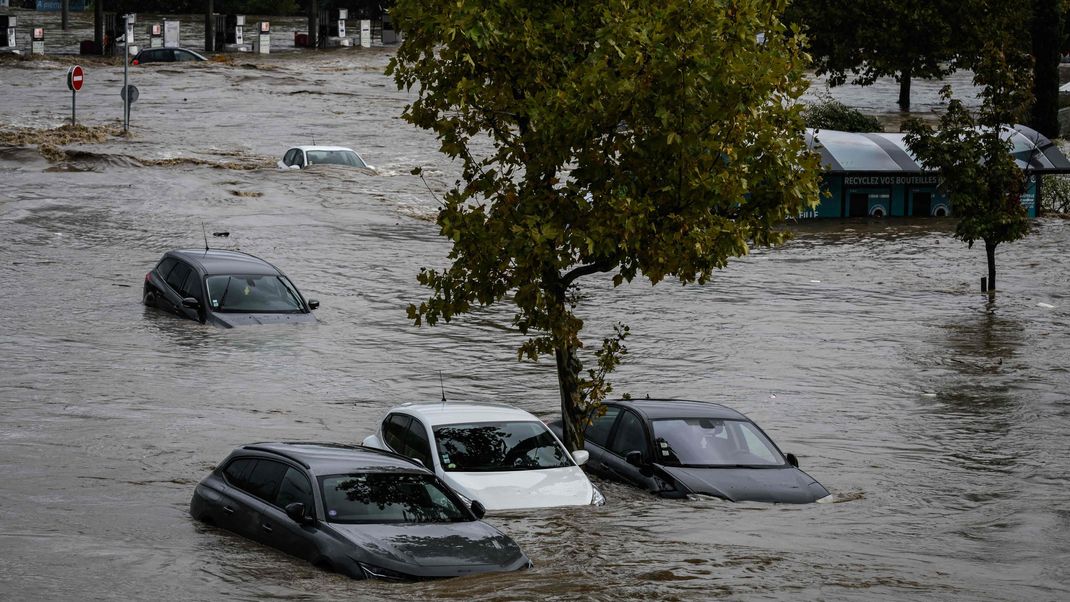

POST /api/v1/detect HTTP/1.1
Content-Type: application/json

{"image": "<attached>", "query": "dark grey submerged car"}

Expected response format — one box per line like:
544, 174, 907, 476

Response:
143, 250, 318, 327
554, 399, 831, 504
190, 443, 531, 580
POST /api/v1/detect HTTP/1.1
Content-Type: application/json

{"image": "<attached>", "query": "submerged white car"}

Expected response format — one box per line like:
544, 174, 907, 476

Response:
277, 146, 374, 170
362, 403, 605, 510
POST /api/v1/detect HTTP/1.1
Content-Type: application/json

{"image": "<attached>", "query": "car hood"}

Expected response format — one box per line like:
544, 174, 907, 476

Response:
207, 312, 317, 327
443, 467, 592, 510
328, 521, 527, 570
657, 464, 829, 504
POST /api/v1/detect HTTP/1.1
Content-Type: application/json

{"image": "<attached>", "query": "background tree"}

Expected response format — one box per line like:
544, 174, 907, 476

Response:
389, 0, 821, 450
1029, 0, 1064, 138
904, 35, 1034, 294
786, 0, 962, 111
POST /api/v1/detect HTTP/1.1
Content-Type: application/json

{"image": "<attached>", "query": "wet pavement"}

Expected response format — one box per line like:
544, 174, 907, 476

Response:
2, 9, 1070, 602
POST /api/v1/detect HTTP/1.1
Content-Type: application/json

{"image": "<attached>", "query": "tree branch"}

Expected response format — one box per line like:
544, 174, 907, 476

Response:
561, 259, 614, 286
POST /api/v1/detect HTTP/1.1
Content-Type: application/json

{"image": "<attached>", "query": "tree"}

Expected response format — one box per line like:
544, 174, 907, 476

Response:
389, 0, 821, 450
1029, 0, 1063, 138
786, 0, 962, 111
904, 39, 1034, 294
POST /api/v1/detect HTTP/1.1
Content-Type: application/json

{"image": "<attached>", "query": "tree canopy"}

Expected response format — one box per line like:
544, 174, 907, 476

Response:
786, 0, 967, 110
390, 0, 821, 449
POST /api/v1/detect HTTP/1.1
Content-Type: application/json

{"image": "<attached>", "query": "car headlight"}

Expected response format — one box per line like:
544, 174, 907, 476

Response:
358, 562, 411, 581
590, 485, 606, 506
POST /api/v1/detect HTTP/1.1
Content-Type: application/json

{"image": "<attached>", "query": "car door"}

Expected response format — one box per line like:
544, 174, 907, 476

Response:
401, 417, 434, 470
601, 409, 657, 490
233, 459, 289, 546
582, 405, 622, 476
160, 260, 194, 318
215, 457, 264, 539
260, 466, 320, 561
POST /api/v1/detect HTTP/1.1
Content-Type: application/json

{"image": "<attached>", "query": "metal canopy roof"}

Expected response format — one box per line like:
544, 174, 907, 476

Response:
807, 125, 1070, 175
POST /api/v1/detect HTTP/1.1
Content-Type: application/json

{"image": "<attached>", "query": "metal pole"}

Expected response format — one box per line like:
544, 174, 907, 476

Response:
123, 16, 129, 132
62, 0, 69, 31
71, 90, 76, 127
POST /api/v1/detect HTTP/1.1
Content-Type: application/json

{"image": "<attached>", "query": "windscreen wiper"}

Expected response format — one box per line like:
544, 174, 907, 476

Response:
217, 276, 233, 309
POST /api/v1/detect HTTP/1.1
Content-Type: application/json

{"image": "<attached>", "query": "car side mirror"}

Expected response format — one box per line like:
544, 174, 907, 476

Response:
469, 500, 486, 519
572, 449, 590, 466
285, 502, 314, 525
786, 453, 799, 468
181, 297, 201, 309
307, 299, 319, 310
625, 450, 644, 467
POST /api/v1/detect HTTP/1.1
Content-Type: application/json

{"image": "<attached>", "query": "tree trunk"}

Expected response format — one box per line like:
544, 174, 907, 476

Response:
94, 0, 103, 52
204, 0, 215, 53
554, 343, 584, 452
1030, 0, 1061, 138
985, 239, 997, 293
897, 66, 912, 112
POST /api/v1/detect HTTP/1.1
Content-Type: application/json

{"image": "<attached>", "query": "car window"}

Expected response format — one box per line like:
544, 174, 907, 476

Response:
383, 414, 410, 452
403, 418, 433, 468
610, 410, 648, 460
175, 50, 198, 61
651, 418, 783, 467
320, 473, 469, 524
585, 406, 621, 448
181, 270, 200, 299
155, 257, 177, 280
275, 467, 314, 509
296, 150, 305, 167
243, 460, 288, 501
164, 261, 192, 293
223, 457, 256, 489
305, 150, 366, 168
283, 149, 296, 165
433, 421, 571, 471
206, 274, 303, 313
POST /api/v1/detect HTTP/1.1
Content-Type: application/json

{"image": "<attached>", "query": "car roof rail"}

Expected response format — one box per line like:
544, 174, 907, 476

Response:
357, 443, 427, 469
241, 444, 312, 469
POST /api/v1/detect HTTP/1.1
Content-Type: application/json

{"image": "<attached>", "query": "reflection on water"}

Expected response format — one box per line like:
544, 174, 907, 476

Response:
2, 41, 1069, 602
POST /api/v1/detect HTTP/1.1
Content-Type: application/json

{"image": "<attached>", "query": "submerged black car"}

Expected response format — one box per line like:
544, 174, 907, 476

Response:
190, 442, 531, 580
555, 399, 831, 504
143, 249, 318, 327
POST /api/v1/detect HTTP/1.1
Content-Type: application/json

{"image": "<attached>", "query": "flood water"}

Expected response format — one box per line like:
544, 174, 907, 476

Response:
2, 10, 1070, 602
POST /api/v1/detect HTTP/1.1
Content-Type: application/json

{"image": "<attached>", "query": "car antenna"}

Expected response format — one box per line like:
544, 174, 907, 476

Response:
439, 371, 447, 405
202, 222, 209, 255
312, 134, 316, 145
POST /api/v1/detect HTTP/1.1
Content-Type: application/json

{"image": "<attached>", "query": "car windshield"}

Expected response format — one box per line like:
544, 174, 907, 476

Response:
319, 472, 470, 524
205, 274, 304, 313
305, 150, 366, 168
651, 418, 784, 467
433, 421, 572, 472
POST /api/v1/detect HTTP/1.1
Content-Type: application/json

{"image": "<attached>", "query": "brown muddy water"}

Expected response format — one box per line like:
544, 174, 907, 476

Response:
2, 12, 1070, 602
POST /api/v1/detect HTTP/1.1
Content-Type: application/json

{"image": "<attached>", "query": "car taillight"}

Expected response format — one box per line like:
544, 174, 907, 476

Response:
132, 59, 139, 65
145, 272, 152, 282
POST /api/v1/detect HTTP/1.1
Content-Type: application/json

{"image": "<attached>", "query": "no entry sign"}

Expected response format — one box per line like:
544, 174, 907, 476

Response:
67, 65, 84, 92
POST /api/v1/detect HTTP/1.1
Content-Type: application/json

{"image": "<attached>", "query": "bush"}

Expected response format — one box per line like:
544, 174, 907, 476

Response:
1041, 174, 1070, 214
804, 96, 884, 132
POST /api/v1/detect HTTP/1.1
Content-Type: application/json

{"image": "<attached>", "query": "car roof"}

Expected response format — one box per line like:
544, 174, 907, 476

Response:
292, 146, 357, 152
139, 47, 206, 57
168, 249, 281, 276
389, 402, 543, 427
238, 442, 426, 475
609, 398, 750, 421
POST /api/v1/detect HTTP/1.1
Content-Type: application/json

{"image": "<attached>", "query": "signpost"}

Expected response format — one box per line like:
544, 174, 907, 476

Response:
66, 65, 83, 126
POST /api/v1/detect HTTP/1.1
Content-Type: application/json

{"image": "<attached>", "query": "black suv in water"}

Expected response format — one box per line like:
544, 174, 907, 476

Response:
190, 442, 530, 580
143, 249, 318, 327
